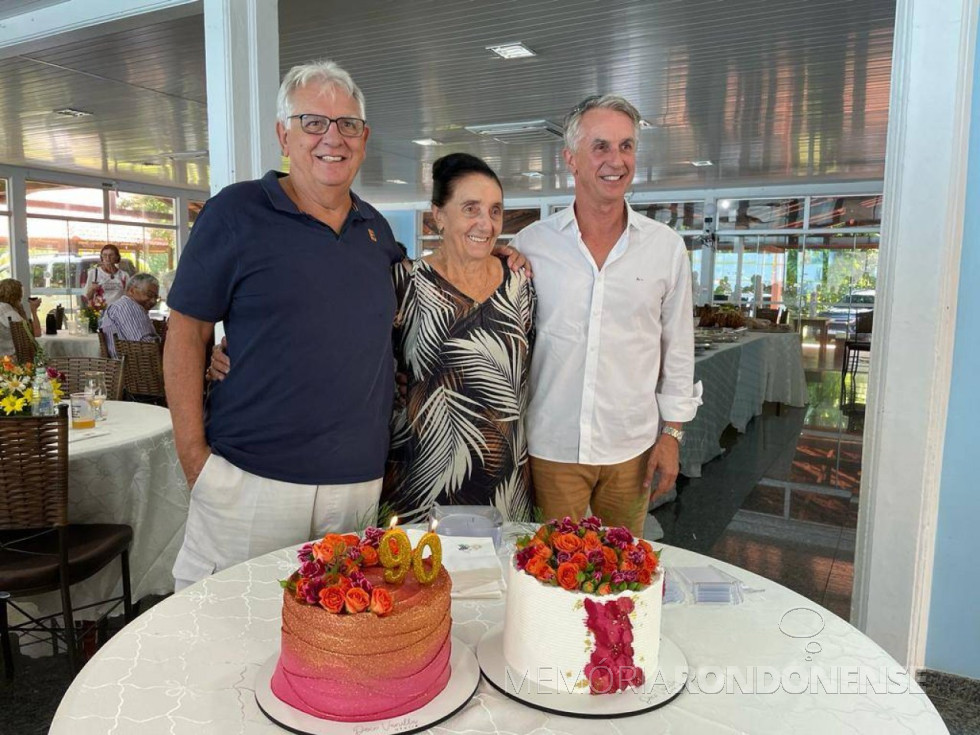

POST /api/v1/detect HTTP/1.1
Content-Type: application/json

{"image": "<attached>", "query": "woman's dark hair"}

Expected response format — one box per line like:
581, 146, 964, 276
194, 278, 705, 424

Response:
101, 244, 121, 259
431, 153, 502, 207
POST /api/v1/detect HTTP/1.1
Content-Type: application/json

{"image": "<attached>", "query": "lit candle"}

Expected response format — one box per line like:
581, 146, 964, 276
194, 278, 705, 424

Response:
379, 516, 412, 584
413, 518, 443, 585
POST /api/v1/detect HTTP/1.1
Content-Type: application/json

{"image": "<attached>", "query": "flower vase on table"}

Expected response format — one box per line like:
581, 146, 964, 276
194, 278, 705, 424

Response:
0, 356, 64, 416
81, 285, 107, 334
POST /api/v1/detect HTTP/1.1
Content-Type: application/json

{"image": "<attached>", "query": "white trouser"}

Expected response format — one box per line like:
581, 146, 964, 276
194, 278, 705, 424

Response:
172, 453, 382, 591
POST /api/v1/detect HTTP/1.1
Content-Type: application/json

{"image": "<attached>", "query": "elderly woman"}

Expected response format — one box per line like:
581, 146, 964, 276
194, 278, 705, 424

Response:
383, 153, 535, 523
0, 278, 42, 358
85, 244, 129, 306
209, 153, 535, 523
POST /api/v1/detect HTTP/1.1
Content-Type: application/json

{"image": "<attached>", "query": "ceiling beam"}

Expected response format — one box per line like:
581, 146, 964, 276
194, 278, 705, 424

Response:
0, 0, 201, 60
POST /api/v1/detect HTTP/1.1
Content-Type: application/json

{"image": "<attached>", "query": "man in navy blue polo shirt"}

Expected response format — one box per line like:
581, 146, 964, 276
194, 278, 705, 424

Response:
164, 60, 405, 589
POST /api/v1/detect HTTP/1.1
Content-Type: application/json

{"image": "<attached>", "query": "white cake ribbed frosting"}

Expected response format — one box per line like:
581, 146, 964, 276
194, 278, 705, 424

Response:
502, 559, 663, 694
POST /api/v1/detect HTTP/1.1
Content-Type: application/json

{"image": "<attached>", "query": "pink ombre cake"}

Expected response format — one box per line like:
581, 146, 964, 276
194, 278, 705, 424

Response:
271, 565, 452, 721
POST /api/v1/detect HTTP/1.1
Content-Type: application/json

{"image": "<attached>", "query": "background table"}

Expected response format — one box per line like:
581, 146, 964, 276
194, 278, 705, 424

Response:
682, 331, 808, 477
36, 331, 101, 358
51, 524, 947, 734
20, 401, 189, 618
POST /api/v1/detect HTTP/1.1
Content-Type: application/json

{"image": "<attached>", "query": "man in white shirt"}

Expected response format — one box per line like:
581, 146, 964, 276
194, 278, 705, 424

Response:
511, 94, 702, 536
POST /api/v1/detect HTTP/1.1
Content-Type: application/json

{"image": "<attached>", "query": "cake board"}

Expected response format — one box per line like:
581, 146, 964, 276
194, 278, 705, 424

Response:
477, 624, 688, 718
255, 636, 480, 735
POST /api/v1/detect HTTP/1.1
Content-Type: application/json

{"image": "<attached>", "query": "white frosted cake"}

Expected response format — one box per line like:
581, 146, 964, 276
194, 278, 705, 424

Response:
502, 517, 664, 695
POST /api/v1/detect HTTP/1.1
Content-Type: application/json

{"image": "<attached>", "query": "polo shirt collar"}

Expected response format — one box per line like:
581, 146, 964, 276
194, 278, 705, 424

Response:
260, 170, 374, 221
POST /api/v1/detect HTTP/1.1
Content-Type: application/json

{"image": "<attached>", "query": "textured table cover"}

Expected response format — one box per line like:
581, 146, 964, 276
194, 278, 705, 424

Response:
37, 331, 101, 358
20, 401, 188, 618
51, 524, 947, 735
682, 332, 807, 477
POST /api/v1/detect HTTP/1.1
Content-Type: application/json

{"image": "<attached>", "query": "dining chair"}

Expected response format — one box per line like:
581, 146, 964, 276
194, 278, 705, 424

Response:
840, 310, 874, 404
7, 318, 36, 365
151, 318, 168, 344
113, 339, 166, 406
0, 405, 134, 678
45, 356, 126, 401
755, 307, 780, 323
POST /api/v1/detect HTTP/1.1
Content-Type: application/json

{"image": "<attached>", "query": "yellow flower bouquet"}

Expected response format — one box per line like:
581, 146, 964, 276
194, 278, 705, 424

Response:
0, 356, 65, 416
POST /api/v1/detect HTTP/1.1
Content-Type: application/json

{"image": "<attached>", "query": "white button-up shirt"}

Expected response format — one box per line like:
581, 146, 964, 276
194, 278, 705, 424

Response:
513, 203, 703, 465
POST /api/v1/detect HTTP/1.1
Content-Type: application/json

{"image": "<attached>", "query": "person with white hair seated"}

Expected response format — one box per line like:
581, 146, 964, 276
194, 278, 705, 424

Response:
100, 272, 161, 357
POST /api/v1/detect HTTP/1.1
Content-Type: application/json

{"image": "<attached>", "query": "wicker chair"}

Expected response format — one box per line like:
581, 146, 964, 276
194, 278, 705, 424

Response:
151, 318, 168, 344
97, 330, 110, 359
45, 356, 125, 401
0, 405, 133, 677
7, 318, 36, 365
114, 339, 166, 405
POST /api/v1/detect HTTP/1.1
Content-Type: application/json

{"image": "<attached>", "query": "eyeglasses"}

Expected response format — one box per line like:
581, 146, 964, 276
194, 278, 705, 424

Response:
288, 114, 366, 137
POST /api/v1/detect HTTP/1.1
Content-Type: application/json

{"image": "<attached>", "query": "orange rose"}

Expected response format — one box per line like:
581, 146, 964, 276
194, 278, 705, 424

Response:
345, 587, 370, 613
324, 573, 352, 592
570, 552, 589, 570
638, 539, 654, 554
295, 577, 310, 601
360, 545, 380, 567
319, 585, 345, 613
341, 533, 360, 548
582, 531, 601, 552
534, 525, 551, 542
638, 568, 652, 585
643, 552, 658, 573
601, 546, 619, 567
552, 533, 583, 554
619, 559, 638, 572
597, 582, 612, 595
557, 562, 580, 591
530, 541, 553, 561
342, 558, 359, 574
526, 557, 554, 582
312, 540, 335, 563
370, 588, 393, 616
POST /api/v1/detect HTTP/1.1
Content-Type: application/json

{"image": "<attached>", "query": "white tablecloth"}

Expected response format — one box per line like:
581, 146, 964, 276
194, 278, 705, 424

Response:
36, 331, 101, 358
20, 401, 188, 617
682, 332, 807, 477
50, 524, 947, 734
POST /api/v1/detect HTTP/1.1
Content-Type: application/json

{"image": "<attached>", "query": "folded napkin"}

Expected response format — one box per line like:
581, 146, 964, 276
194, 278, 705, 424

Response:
406, 529, 505, 599
67, 429, 111, 444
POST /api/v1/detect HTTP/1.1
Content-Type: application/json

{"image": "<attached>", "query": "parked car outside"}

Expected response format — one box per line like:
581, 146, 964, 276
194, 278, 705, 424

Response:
820, 289, 875, 337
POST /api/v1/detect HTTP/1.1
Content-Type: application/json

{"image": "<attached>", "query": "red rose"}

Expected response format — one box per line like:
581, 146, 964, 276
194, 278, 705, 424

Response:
637, 568, 652, 585
345, 587, 370, 613
319, 585, 345, 614
557, 562, 580, 591
370, 588, 393, 616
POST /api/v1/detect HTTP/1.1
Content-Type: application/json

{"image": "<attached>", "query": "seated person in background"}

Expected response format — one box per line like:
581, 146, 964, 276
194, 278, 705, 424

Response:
0, 278, 42, 357
100, 273, 161, 357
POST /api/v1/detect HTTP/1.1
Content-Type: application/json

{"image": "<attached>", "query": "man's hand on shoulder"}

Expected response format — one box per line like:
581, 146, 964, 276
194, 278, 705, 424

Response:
492, 243, 534, 278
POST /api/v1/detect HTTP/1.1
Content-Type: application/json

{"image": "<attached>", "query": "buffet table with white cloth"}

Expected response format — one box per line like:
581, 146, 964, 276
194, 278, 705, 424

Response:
20, 401, 188, 618
50, 524, 947, 735
36, 330, 101, 358
681, 331, 807, 477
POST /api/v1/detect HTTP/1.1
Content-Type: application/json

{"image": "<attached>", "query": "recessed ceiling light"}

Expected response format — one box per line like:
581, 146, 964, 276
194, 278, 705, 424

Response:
413, 138, 441, 146
521, 171, 543, 179
718, 199, 732, 209
486, 42, 536, 60
53, 107, 92, 118
690, 160, 714, 167
385, 179, 408, 184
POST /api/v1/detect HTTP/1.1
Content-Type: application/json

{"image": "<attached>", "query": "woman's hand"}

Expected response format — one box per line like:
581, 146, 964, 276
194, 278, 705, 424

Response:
208, 336, 230, 381
28, 297, 41, 313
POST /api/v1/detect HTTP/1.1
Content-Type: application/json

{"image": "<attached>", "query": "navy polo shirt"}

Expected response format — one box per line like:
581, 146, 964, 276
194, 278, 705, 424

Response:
167, 171, 403, 484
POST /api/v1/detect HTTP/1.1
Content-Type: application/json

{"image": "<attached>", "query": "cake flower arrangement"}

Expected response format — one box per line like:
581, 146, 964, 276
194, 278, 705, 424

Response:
281, 521, 443, 617
81, 285, 107, 331
514, 516, 660, 594
1, 357, 65, 415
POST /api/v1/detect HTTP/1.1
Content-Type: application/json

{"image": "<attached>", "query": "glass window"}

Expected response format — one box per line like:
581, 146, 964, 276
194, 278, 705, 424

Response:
717, 198, 804, 229
26, 181, 104, 219
108, 191, 175, 225
632, 201, 704, 231
809, 196, 883, 228
501, 208, 539, 235
188, 200, 205, 228
0, 215, 9, 279
0, 178, 7, 211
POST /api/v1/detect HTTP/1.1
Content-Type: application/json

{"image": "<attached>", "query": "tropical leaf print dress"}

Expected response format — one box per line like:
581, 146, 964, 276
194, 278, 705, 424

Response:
382, 258, 535, 523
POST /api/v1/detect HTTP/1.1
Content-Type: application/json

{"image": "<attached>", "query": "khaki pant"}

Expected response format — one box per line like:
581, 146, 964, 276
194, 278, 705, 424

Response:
530, 448, 653, 537
172, 453, 382, 591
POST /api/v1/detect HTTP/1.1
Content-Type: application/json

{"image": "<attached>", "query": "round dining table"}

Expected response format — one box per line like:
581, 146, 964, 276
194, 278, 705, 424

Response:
49, 523, 947, 734
36, 330, 101, 358
20, 401, 189, 620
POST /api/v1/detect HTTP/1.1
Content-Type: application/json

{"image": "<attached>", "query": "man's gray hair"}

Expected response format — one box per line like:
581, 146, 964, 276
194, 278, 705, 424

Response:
276, 60, 366, 123
563, 94, 641, 152
128, 273, 159, 292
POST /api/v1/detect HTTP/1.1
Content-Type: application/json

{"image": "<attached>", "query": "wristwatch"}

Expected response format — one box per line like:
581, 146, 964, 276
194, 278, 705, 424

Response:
660, 425, 685, 444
